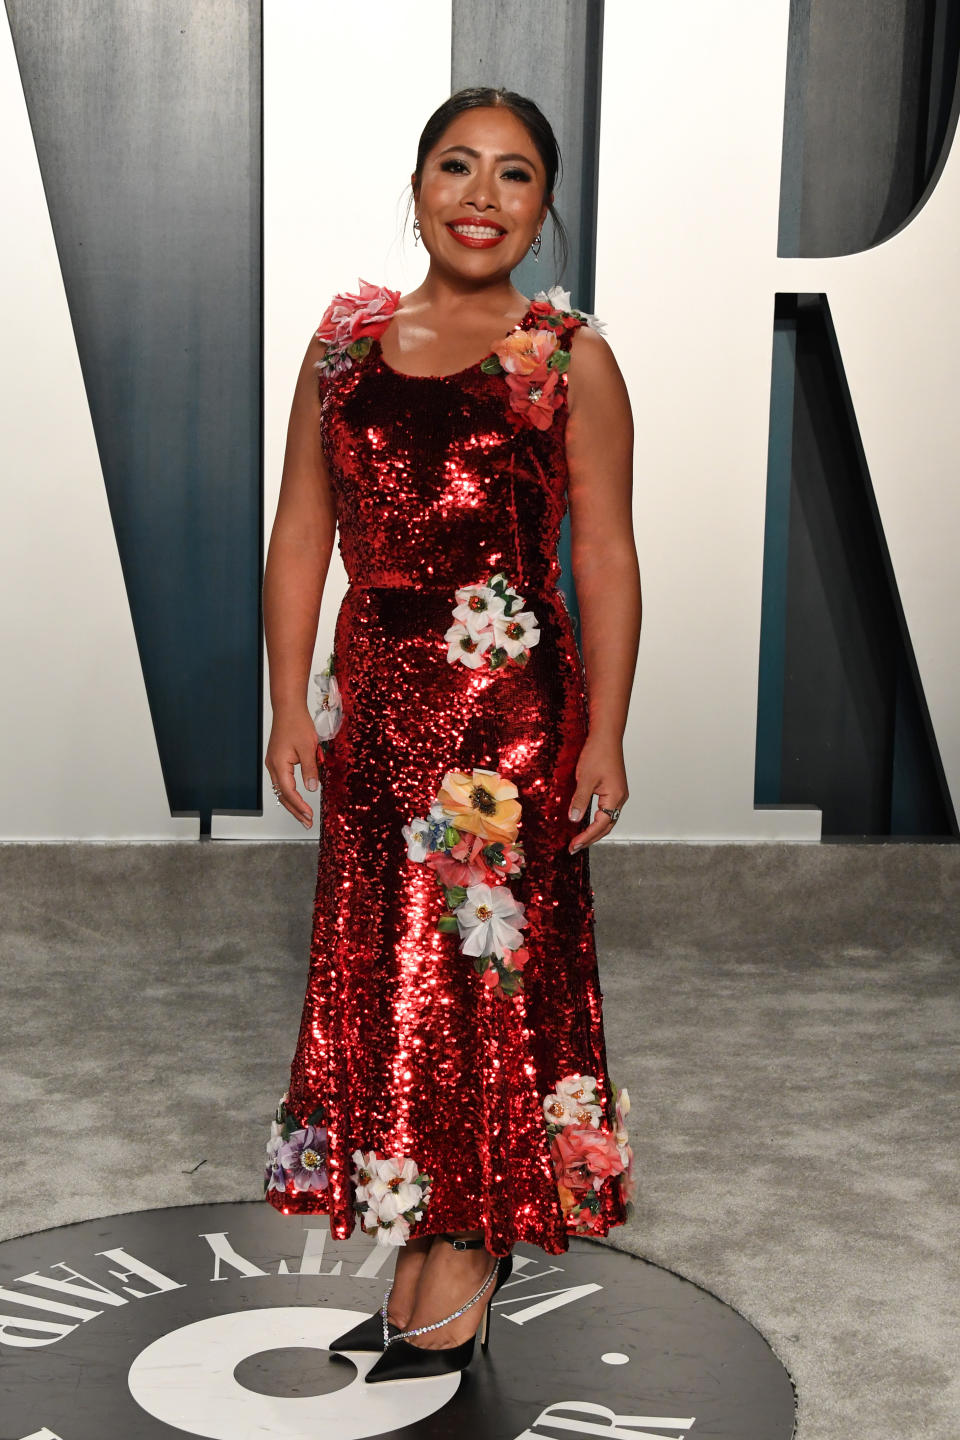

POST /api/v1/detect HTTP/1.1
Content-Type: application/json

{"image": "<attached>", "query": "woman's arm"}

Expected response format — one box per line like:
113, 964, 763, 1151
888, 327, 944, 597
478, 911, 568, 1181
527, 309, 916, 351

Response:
263, 333, 337, 828
562, 323, 643, 851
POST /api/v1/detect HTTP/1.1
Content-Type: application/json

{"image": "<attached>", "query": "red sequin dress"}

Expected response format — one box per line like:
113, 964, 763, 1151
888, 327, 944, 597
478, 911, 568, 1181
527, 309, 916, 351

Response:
264, 281, 633, 1257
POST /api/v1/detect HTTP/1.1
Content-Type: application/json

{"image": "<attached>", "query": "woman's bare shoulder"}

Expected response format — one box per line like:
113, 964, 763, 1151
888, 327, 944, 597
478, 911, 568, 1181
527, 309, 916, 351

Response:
566, 320, 628, 412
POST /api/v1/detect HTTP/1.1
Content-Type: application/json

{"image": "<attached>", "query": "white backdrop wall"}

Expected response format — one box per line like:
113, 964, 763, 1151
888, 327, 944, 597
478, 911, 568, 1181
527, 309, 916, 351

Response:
2, 0, 958, 843
214, 0, 453, 840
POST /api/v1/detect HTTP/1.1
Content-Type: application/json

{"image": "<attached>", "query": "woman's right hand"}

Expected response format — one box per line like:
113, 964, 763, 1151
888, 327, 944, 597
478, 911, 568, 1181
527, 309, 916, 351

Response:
266, 708, 322, 829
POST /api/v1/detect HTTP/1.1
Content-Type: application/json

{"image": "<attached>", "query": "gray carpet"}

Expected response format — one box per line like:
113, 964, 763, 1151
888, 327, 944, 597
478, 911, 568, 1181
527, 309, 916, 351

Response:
1, 839, 957, 1439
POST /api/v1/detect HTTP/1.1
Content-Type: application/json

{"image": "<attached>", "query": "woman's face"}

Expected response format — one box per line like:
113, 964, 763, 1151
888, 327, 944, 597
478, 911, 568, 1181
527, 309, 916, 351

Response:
413, 106, 551, 281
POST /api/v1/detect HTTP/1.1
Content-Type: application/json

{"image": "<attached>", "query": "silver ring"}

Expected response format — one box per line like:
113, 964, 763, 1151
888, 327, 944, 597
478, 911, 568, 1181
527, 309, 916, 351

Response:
598, 804, 621, 823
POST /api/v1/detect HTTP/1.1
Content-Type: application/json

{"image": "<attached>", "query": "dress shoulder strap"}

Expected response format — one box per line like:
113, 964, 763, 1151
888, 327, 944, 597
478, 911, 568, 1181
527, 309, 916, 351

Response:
314, 279, 401, 379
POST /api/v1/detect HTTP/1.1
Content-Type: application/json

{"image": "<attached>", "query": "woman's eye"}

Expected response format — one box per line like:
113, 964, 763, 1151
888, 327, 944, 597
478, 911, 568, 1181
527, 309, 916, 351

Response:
439, 159, 531, 182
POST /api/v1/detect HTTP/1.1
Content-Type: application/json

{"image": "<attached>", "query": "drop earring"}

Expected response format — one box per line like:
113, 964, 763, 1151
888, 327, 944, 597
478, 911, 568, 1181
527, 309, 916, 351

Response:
412, 215, 421, 246
530, 231, 542, 261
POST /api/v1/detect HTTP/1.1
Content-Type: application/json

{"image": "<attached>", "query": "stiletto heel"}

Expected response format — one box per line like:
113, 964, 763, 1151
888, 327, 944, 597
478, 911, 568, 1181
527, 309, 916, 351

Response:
364, 1232, 513, 1383
479, 1289, 492, 1352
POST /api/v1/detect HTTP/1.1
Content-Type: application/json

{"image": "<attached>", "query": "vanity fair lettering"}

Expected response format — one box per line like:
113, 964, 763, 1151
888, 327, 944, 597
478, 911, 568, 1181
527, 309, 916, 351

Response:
512, 1402, 696, 1439
0, 1233, 592, 1349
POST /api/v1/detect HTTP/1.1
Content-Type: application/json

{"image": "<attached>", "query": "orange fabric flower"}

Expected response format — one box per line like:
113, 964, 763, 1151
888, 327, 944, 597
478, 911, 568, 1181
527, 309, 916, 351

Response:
435, 769, 521, 846
492, 327, 558, 375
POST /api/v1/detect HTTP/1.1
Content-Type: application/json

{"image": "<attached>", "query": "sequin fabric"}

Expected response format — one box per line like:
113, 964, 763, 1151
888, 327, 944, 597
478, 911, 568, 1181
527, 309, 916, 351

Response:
265, 297, 628, 1255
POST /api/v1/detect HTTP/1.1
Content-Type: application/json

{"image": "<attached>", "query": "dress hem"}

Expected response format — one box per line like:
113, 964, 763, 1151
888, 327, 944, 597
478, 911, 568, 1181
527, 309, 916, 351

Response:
263, 1182, 627, 1257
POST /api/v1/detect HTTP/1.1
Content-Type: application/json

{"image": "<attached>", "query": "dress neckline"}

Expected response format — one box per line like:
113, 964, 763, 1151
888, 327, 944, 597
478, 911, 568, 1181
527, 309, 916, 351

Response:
373, 300, 535, 381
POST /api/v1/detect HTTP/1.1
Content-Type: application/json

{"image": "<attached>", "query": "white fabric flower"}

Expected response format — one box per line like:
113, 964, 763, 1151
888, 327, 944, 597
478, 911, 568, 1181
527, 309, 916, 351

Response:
374, 1155, 422, 1213
556, 1075, 598, 1102
264, 1121, 285, 1184
351, 1148, 379, 1201
491, 608, 540, 659
365, 1177, 390, 1205
402, 817, 432, 862
536, 285, 572, 311
376, 1216, 411, 1247
455, 883, 528, 958
615, 1086, 631, 1146
452, 582, 508, 640
372, 1189, 403, 1222
571, 1101, 603, 1127
376, 1155, 419, 1184
550, 1074, 602, 1127
534, 285, 607, 336
542, 1091, 580, 1126
445, 618, 495, 668
352, 1149, 429, 1247
312, 671, 343, 742
541, 1090, 601, 1128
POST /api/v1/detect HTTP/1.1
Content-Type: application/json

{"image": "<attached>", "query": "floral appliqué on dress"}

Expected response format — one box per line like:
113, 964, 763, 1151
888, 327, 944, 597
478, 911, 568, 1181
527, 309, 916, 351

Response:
544, 1074, 636, 1233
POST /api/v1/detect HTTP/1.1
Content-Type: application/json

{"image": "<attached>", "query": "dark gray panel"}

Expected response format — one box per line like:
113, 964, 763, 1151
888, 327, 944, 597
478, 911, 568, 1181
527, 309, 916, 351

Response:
6, 0, 262, 832
757, 296, 956, 839
451, 0, 604, 648
779, 0, 960, 255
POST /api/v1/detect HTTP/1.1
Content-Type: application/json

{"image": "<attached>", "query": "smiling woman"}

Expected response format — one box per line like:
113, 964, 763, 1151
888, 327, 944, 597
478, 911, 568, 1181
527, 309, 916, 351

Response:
261, 85, 642, 1385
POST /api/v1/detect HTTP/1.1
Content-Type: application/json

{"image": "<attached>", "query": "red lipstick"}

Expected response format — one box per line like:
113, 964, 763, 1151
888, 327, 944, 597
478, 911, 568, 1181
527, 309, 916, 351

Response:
445, 217, 507, 249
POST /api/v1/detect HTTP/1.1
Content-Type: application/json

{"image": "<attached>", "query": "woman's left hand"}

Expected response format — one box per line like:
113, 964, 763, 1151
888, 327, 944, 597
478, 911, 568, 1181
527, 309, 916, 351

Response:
567, 730, 629, 852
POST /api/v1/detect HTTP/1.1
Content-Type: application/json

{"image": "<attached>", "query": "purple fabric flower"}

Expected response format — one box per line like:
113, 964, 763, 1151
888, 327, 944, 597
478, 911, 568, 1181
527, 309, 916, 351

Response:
278, 1125, 329, 1192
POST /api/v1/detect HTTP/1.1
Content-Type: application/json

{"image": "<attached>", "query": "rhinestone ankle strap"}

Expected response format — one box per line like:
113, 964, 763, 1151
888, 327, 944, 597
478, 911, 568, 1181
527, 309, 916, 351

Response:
386, 1256, 499, 1347
381, 1282, 394, 1350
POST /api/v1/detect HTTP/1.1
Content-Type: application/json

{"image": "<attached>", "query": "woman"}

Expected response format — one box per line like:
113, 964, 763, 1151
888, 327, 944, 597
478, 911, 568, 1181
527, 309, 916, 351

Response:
261, 85, 641, 1384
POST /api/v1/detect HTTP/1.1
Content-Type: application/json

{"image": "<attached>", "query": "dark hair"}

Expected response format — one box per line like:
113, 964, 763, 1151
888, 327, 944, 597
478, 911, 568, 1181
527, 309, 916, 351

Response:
404, 86, 570, 282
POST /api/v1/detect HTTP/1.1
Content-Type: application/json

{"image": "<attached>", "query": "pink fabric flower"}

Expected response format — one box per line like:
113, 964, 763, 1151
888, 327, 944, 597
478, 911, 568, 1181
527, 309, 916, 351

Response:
570, 1204, 607, 1234
504, 365, 564, 430
502, 945, 529, 972
316, 278, 401, 348
551, 1122, 626, 1193
550, 1128, 595, 1195
529, 298, 582, 331
572, 1125, 627, 1186
425, 830, 500, 888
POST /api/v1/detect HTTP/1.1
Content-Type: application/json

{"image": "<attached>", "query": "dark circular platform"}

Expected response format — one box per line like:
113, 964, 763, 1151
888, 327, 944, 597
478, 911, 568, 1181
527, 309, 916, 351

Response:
0, 1201, 797, 1438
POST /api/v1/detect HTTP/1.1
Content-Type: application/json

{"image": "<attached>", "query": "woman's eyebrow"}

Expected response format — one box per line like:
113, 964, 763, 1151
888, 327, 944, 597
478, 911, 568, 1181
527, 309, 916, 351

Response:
437, 144, 536, 167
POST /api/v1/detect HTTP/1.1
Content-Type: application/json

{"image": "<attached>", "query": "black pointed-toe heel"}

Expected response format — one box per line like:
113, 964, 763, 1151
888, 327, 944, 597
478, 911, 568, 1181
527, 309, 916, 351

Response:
363, 1232, 513, 1384
329, 1287, 401, 1354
